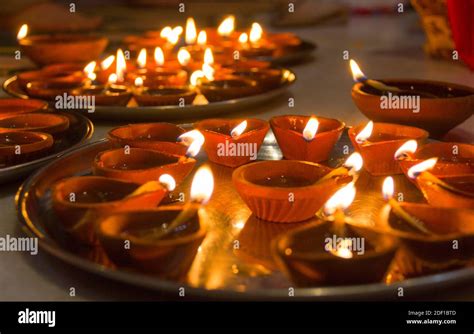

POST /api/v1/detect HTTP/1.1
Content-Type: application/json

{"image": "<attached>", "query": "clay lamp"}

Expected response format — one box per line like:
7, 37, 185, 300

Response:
238, 24, 277, 58
348, 121, 428, 176
0, 99, 47, 119
52, 175, 175, 245
107, 123, 187, 156
266, 32, 302, 50
205, 16, 240, 47
270, 115, 345, 163
0, 112, 70, 138
379, 176, 474, 276
195, 118, 269, 167
17, 68, 85, 90
227, 67, 286, 90
233, 160, 353, 223
93, 55, 116, 84
97, 165, 214, 278
0, 130, 53, 167
198, 75, 258, 102
16, 24, 108, 66
396, 141, 474, 178
273, 182, 398, 286
407, 158, 474, 209
132, 77, 197, 107
349, 59, 474, 138
25, 78, 84, 101
221, 59, 271, 71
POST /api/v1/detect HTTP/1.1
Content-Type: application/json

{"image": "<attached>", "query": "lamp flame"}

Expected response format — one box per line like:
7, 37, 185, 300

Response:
249, 22, 263, 43
329, 239, 354, 259
154, 47, 164, 66
230, 120, 247, 138
134, 77, 143, 87
167, 26, 183, 45
394, 140, 417, 160
355, 121, 373, 144
185, 17, 197, 44
407, 157, 438, 179
158, 174, 176, 191
17, 24, 28, 40
178, 130, 205, 157
160, 26, 172, 38
349, 59, 367, 83
239, 33, 248, 44
324, 182, 356, 215
302, 117, 319, 141
137, 48, 147, 68
101, 55, 115, 70
108, 73, 118, 84
190, 165, 214, 204
382, 176, 394, 200
115, 48, 127, 82
217, 16, 235, 37
343, 152, 363, 173
190, 70, 204, 86
197, 31, 207, 45
204, 48, 214, 65
202, 63, 215, 81
84, 61, 97, 81
177, 48, 191, 66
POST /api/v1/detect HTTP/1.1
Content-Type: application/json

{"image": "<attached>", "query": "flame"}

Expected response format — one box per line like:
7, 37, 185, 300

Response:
178, 130, 205, 157
204, 48, 214, 65
355, 121, 373, 144
407, 157, 438, 179
177, 48, 191, 66
185, 17, 197, 44
17, 24, 28, 40
190, 70, 205, 86
108, 73, 118, 84
137, 48, 147, 68
217, 16, 235, 37
349, 59, 366, 82
134, 77, 143, 87
84, 61, 97, 81
154, 47, 164, 66
382, 176, 394, 200
115, 48, 127, 82
394, 140, 417, 160
329, 239, 353, 259
230, 120, 247, 138
343, 152, 363, 173
202, 63, 215, 81
158, 174, 176, 191
324, 182, 356, 215
190, 166, 214, 204
167, 26, 183, 45
160, 26, 172, 38
101, 55, 115, 70
249, 22, 263, 43
239, 33, 248, 44
197, 31, 207, 45
302, 117, 319, 141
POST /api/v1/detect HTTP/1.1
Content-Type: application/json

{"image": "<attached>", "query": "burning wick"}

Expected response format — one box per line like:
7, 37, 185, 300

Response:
394, 140, 417, 160
355, 121, 373, 144
230, 120, 247, 139
317, 152, 363, 184
178, 129, 205, 158
302, 117, 319, 141
349, 59, 401, 93
382, 176, 432, 235
323, 181, 356, 238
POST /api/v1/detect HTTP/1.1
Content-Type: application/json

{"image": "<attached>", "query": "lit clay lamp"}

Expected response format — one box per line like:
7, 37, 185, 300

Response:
379, 176, 474, 276
16, 24, 108, 66
205, 16, 240, 49
396, 140, 474, 178
97, 166, 214, 279
133, 77, 197, 107
0, 131, 53, 167
52, 175, 175, 245
238, 23, 277, 58
93, 130, 203, 185
270, 115, 345, 163
273, 182, 398, 287
407, 158, 474, 209
0, 99, 47, 119
266, 32, 302, 53
349, 59, 474, 138
348, 121, 428, 175
227, 67, 287, 91
93, 55, 116, 84
107, 123, 187, 156
195, 118, 269, 167
0, 112, 70, 138
232, 156, 358, 223
17, 66, 85, 90
130, 25, 182, 56
25, 78, 84, 101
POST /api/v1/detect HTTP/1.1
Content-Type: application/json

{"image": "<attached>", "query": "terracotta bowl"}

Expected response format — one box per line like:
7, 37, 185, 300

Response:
399, 142, 474, 178
221, 59, 271, 71
41, 63, 87, 73
133, 87, 197, 106
19, 34, 108, 66
52, 176, 167, 245
270, 115, 345, 163
199, 77, 258, 102
227, 68, 284, 90
18, 69, 85, 89
0, 112, 70, 137
240, 43, 277, 58
127, 68, 188, 87
0, 130, 53, 167
195, 118, 269, 167
351, 79, 474, 138
71, 85, 132, 106
233, 160, 353, 223
92, 147, 195, 185
273, 220, 398, 286
97, 207, 206, 280
0, 99, 47, 119
348, 122, 429, 176
107, 123, 187, 156
25, 79, 84, 100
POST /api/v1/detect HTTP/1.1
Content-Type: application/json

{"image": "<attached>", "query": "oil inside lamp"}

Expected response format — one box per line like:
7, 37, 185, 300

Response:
17, 24, 28, 40
302, 116, 319, 141
230, 120, 247, 138
217, 16, 235, 37
394, 140, 418, 160
355, 120, 373, 144
185, 17, 197, 45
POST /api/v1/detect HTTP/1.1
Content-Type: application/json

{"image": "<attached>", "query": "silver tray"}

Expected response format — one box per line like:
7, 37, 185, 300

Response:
0, 111, 93, 184
15, 130, 474, 300
3, 69, 296, 122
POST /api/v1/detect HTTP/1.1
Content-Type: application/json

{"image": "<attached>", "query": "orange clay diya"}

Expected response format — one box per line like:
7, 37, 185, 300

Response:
0, 113, 70, 138
226, 67, 285, 91
92, 147, 196, 185
195, 118, 269, 167
17, 68, 85, 90
133, 84, 197, 107
270, 115, 345, 163
407, 158, 474, 209
52, 176, 174, 245
348, 121, 428, 176
233, 160, 353, 223
25, 79, 84, 101
71, 84, 132, 107
198, 77, 258, 102
273, 182, 398, 286
0, 99, 47, 119
0, 130, 53, 167
107, 123, 187, 156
